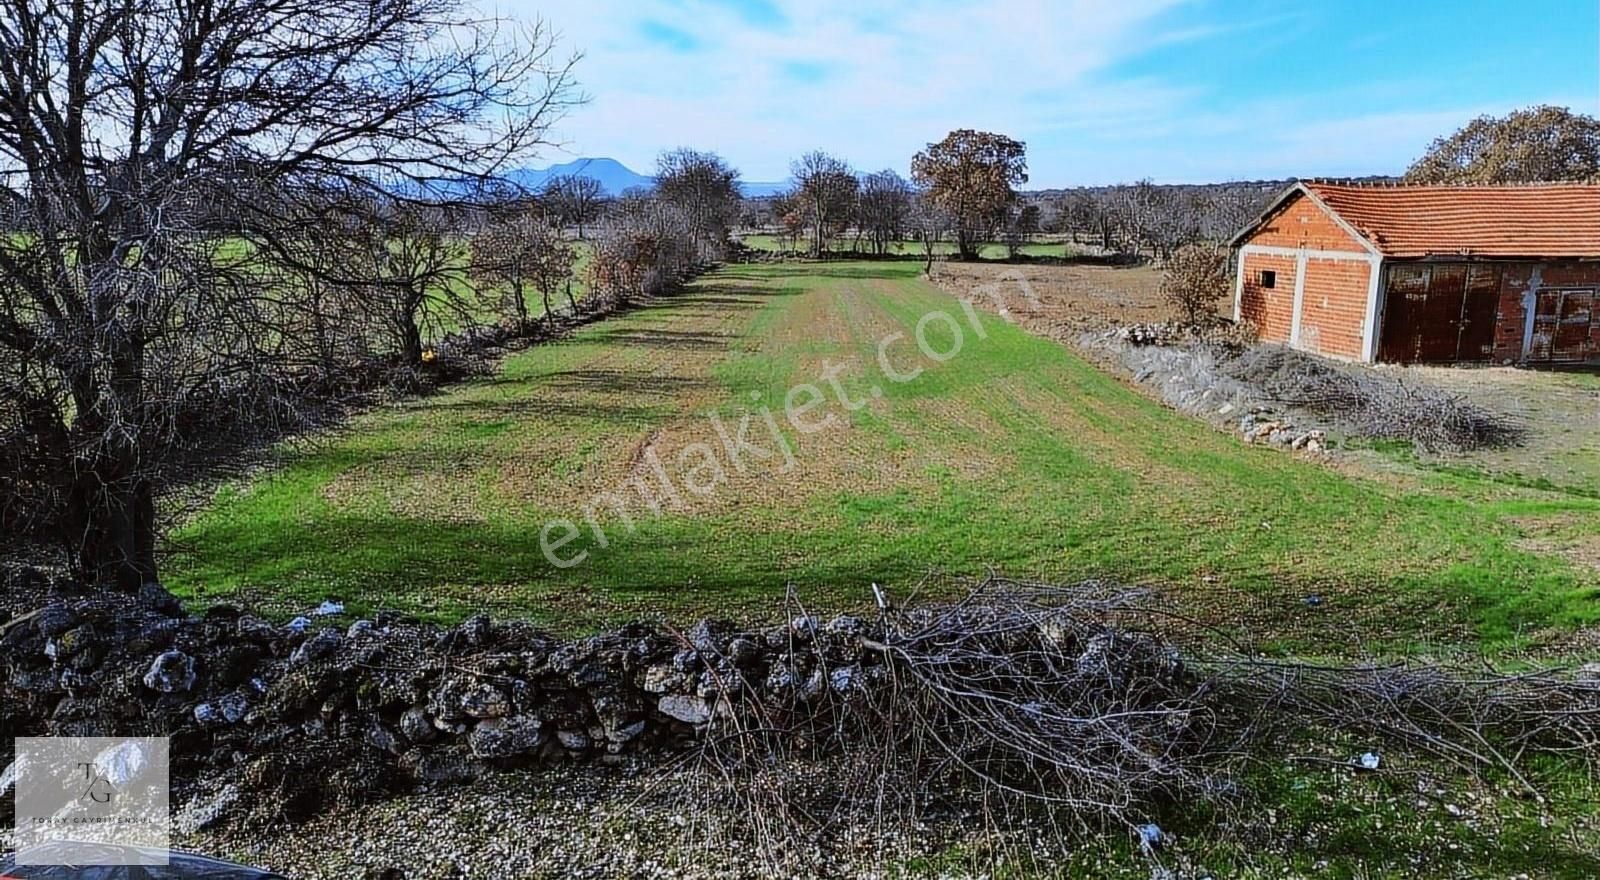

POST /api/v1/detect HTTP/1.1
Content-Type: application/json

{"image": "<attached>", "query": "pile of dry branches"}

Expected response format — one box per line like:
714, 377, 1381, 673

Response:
657, 579, 1596, 872
1221, 346, 1524, 450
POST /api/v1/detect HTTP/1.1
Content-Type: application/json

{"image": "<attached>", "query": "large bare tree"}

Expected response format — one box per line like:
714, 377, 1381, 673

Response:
0, 0, 578, 589
654, 148, 742, 262
790, 151, 857, 257
857, 170, 913, 256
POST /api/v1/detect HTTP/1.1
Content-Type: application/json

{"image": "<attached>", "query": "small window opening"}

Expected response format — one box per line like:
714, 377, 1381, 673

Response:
1260, 270, 1277, 289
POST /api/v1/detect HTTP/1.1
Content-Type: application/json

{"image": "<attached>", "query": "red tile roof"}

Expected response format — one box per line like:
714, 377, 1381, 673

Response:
1300, 181, 1600, 259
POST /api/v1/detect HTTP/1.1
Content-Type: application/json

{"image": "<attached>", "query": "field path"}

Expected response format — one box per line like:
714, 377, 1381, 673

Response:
172, 261, 1599, 648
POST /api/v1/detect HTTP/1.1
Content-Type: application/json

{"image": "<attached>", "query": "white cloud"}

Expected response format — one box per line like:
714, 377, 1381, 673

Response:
492, 0, 1189, 181
483, 1, 1590, 186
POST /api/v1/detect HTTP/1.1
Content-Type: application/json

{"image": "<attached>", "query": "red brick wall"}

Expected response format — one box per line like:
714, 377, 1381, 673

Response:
1239, 252, 1298, 343
1298, 258, 1372, 360
1248, 194, 1370, 253
1492, 262, 1600, 363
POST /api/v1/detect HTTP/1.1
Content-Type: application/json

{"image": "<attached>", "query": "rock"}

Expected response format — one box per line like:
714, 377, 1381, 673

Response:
400, 747, 481, 784
194, 691, 249, 726
557, 729, 592, 751
459, 682, 510, 718
50, 625, 95, 661
347, 619, 374, 639
828, 665, 862, 693
399, 706, 437, 744
313, 600, 345, 616
605, 720, 645, 744
365, 723, 404, 755
290, 627, 342, 664
658, 694, 712, 725
642, 664, 685, 694
236, 615, 275, 640
460, 614, 494, 648
136, 583, 184, 617
1137, 822, 1165, 852
824, 615, 864, 637
685, 619, 724, 654
285, 616, 312, 634
36, 603, 76, 638
0, 755, 22, 797
174, 784, 240, 834
1356, 751, 1381, 771
725, 637, 759, 667
789, 615, 819, 639
468, 715, 544, 758
143, 650, 197, 693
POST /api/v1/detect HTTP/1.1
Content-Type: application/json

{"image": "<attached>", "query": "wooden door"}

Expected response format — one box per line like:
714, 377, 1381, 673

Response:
1529, 288, 1595, 362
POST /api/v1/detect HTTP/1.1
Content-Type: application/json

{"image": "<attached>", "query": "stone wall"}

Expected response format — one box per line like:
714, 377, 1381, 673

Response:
0, 572, 882, 828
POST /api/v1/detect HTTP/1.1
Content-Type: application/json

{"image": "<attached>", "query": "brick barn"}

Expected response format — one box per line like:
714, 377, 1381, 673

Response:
1228, 181, 1600, 365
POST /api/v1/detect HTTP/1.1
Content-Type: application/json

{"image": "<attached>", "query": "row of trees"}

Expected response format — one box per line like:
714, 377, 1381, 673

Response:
764, 130, 1030, 261
0, 0, 754, 590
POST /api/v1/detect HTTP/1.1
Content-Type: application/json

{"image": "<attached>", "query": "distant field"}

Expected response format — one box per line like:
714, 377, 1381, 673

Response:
170, 260, 1599, 650
738, 233, 1078, 260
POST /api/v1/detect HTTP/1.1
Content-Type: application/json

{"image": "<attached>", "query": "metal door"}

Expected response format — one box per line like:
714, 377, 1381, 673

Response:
1528, 288, 1596, 362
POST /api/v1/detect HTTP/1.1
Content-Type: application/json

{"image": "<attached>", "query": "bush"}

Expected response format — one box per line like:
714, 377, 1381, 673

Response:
1160, 244, 1232, 326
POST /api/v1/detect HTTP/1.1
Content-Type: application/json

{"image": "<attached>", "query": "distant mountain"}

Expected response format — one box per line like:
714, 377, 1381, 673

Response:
506, 157, 790, 199
505, 157, 655, 197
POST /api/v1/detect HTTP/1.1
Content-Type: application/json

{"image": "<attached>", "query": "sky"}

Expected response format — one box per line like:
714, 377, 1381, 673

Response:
496, 0, 1600, 188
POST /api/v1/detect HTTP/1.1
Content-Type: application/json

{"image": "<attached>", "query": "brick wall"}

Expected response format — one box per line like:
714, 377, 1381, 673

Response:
1493, 262, 1600, 363
1239, 252, 1298, 343
1298, 258, 1372, 360
1247, 194, 1369, 253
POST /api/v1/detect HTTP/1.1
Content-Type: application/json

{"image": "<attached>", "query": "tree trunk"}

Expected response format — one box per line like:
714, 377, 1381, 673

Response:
64, 444, 159, 591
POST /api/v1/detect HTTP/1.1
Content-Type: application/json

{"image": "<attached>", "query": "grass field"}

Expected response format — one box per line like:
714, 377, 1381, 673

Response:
170, 260, 1600, 650
738, 233, 1078, 260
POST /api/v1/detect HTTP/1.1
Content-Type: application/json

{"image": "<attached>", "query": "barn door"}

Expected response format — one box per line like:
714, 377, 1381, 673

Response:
1377, 264, 1499, 364
1455, 265, 1501, 362
1378, 265, 1429, 363
1528, 288, 1596, 362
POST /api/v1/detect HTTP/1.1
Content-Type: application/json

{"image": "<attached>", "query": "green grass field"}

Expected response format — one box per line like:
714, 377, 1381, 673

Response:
739, 233, 1078, 260
170, 260, 1600, 650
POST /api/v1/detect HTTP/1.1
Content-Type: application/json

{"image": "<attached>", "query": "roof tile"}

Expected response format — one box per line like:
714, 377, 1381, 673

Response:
1301, 181, 1600, 259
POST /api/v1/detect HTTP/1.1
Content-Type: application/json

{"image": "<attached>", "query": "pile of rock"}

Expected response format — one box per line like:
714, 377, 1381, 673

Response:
1116, 322, 1185, 347
1239, 409, 1327, 452
0, 574, 883, 828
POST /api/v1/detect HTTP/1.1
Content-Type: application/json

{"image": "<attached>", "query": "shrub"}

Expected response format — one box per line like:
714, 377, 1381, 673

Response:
1160, 244, 1232, 326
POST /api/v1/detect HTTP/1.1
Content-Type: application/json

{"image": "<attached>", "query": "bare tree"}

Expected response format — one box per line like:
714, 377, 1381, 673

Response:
909, 197, 952, 275
857, 170, 913, 256
0, 0, 579, 589
471, 209, 578, 328
790, 152, 858, 257
655, 149, 742, 262
542, 174, 605, 239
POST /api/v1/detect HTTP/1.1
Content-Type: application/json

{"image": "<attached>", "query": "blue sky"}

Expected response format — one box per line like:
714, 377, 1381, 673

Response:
501, 0, 1600, 187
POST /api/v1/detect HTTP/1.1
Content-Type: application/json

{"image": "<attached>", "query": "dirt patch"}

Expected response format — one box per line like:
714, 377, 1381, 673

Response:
1397, 366, 1600, 494
1512, 512, 1600, 577
930, 261, 1171, 339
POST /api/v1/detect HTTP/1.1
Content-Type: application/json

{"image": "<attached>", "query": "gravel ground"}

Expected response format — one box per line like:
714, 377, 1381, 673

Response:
175, 762, 977, 879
